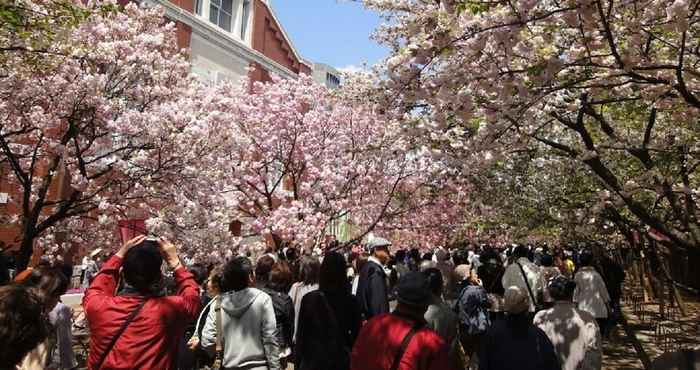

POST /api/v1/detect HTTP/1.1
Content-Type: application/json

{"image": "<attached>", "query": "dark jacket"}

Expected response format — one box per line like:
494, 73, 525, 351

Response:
260, 286, 295, 350
479, 314, 561, 370
356, 259, 389, 320
597, 256, 625, 302
295, 290, 362, 370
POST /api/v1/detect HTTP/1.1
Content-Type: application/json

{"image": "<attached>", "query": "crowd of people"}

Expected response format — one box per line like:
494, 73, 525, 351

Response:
0, 235, 629, 370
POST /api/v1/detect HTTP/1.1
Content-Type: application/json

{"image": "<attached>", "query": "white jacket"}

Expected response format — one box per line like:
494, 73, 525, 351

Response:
502, 257, 541, 311
534, 302, 602, 370
573, 267, 610, 318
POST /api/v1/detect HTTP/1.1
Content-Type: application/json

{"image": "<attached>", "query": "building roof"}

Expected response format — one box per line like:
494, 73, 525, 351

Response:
262, 1, 313, 70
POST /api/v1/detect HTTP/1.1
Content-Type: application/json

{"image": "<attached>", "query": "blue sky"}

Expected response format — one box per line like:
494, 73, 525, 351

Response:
270, 1, 388, 71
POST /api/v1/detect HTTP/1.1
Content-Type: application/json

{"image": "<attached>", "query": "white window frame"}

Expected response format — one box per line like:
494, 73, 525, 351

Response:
239, 0, 252, 42
209, 0, 235, 32
193, 0, 252, 43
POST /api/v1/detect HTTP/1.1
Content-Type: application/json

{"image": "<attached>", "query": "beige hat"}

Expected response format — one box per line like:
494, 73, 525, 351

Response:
454, 264, 471, 281
89, 248, 103, 258
503, 286, 530, 314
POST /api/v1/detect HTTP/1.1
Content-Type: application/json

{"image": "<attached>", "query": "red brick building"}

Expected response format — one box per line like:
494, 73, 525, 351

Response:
158, 0, 313, 83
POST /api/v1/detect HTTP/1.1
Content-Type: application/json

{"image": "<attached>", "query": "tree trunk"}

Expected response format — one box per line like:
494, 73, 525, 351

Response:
16, 227, 36, 272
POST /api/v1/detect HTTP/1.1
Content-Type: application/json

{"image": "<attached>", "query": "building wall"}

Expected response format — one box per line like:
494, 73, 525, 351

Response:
250, 1, 311, 76
175, 20, 193, 49
162, 0, 311, 84
312, 63, 342, 89
190, 31, 250, 83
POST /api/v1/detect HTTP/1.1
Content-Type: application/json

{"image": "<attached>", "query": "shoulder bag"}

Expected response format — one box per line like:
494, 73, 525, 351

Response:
212, 296, 223, 370
389, 319, 423, 370
95, 299, 148, 370
516, 262, 544, 313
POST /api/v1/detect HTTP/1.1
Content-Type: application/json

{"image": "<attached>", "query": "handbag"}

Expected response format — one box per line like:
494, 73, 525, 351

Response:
95, 299, 148, 370
212, 296, 223, 370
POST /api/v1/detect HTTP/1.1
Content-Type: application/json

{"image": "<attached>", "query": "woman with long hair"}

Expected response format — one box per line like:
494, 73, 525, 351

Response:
295, 252, 361, 370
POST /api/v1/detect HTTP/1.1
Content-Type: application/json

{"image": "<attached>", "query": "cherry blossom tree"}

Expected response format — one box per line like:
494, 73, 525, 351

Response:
357, 0, 700, 251
149, 75, 467, 255
0, 1, 201, 269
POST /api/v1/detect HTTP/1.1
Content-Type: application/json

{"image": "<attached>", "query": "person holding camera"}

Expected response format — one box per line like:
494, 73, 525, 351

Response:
83, 236, 200, 370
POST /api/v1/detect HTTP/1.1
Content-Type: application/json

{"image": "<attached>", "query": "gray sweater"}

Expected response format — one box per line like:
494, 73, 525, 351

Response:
202, 288, 281, 370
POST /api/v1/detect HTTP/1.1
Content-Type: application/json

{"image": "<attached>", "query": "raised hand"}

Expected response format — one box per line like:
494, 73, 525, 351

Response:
116, 235, 147, 258
158, 238, 181, 270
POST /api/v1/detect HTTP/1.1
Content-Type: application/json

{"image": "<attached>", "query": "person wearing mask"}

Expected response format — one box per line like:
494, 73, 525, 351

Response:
351, 271, 450, 370
289, 256, 320, 341
534, 276, 602, 370
296, 252, 362, 370
422, 268, 458, 344
257, 259, 295, 368
356, 239, 391, 320
0, 285, 50, 369
501, 245, 541, 313
83, 236, 200, 370
201, 256, 280, 370
573, 250, 611, 337
479, 286, 561, 370
539, 254, 562, 309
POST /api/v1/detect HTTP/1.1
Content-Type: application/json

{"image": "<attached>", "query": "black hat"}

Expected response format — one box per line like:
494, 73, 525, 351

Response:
548, 276, 577, 301
396, 271, 431, 308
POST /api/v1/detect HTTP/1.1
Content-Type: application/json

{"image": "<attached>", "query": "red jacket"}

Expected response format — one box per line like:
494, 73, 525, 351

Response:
83, 255, 200, 370
351, 313, 450, 370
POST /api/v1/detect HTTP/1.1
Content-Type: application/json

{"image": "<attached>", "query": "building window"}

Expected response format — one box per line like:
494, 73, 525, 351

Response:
194, 0, 202, 15
240, 0, 251, 40
326, 72, 340, 88
210, 0, 233, 31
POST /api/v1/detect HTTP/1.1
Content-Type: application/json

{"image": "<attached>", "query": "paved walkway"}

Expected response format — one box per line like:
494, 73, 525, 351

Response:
602, 284, 700, 370
602, 322, 645, 369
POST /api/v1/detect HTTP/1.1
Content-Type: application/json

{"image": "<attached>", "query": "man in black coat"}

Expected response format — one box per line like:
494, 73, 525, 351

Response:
479, 286, 561, 370
356, 238, 391, 320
